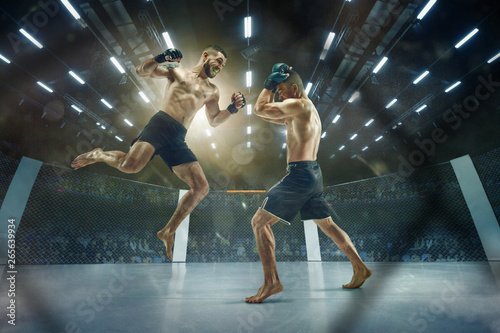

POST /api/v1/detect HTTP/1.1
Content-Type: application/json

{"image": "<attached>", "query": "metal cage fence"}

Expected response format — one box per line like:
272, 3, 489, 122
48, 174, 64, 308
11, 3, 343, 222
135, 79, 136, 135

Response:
13, 163, 179, 265
0, 151, 20, 204
2, 147, 498, 265
321, 161, 487, 263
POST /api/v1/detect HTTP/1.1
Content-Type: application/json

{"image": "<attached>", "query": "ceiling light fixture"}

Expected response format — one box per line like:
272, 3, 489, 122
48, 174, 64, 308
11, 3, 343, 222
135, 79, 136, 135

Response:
244, 16, 252, 38
69, 71, 85, 84
320, 32, 335, 60
373, 57, 388, 74
416, 105, 427, 113
487, 52, 500, 64
139, 91, 150, 103
101, 99, 112, 109
0, 54, 11, 64
455, 28, 479, 49
162, 32, 174, 48
37, 81, 53, 93
305, 82, 312, 95
61, 0, 81, 20
348, 91, 360, 103
445, 81, 461, 93
71, 105, 83, 113
417, 0, 437, 20
110, 57, 125, 74
19, 29, 43, 49
413, 70, 429, 84
386, 98, 398, 109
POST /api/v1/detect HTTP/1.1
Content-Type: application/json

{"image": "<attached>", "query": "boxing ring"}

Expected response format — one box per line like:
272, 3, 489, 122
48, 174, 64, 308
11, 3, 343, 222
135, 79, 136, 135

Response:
1, 149, 500, 332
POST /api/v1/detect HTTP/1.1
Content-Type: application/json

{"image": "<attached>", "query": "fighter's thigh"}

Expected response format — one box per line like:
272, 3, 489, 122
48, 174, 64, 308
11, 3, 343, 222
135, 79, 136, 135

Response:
313, 217, 332, 229
172, 161, 208, 190
251, 208, 279, 229
126, 140, 155, 167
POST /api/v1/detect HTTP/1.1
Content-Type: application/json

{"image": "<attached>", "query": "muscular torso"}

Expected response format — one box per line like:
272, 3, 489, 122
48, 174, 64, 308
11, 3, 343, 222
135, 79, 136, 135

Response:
284, 99, 321, 163
159, 66, 218, 129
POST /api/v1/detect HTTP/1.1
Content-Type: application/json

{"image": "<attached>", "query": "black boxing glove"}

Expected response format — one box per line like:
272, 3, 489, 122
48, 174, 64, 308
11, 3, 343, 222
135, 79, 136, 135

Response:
154, 48, 183, 63
263, 63, 290, 92
227, 92, 247, 114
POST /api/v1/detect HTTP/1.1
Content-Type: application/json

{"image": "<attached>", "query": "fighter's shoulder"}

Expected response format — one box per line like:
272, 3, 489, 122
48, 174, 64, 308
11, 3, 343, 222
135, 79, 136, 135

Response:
284, 98, 314, 111
208, 81, 218, 89
208, 82, 220, 95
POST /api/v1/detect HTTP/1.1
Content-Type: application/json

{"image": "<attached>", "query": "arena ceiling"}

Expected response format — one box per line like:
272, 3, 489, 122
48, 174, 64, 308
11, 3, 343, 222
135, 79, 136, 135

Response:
0, 0, 499, 189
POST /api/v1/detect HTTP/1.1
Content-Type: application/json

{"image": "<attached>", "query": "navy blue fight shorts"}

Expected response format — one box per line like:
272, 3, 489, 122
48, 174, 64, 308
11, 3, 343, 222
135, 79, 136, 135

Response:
261, 161, 331, 224
131, 111, 197, 171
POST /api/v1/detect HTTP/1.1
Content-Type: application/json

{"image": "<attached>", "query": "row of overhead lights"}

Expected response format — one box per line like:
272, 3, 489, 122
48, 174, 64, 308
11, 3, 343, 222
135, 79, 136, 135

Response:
300, 0, 440, 153
60, 0, 156, 134
300, 0, 499, 157
0, 0, 170, 143
342, 27, 498, 156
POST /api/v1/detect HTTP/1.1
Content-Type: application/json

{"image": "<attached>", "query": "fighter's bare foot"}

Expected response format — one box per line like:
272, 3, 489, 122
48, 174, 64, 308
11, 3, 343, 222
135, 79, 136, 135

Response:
71, 148, 102, 169
342, 267, 372, 289
245, 282, 284, 303
157, 229, 174, 261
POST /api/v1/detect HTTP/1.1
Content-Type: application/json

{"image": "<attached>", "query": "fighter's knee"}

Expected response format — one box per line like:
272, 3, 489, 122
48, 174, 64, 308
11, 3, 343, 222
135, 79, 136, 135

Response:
192, 180, 209, 198
251, 214, 264, 230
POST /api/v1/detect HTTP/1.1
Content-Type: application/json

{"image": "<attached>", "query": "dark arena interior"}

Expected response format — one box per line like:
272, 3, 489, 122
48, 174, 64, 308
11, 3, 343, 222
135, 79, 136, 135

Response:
1, 0, 500, 332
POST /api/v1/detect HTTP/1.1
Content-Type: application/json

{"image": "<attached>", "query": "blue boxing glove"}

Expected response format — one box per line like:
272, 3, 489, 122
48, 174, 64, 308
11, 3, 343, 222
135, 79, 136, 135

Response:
154, 48, 183, 63
264, 63, 290, 92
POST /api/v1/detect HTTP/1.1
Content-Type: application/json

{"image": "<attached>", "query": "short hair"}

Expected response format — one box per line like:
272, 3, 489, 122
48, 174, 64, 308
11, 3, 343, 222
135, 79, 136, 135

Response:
283, 70, 304, 93
204, 44, 228, 59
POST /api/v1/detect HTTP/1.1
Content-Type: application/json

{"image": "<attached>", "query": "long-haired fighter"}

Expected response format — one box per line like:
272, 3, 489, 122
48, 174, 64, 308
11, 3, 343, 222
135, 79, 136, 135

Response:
247, 63, 371, 303
72, 45, 246, 260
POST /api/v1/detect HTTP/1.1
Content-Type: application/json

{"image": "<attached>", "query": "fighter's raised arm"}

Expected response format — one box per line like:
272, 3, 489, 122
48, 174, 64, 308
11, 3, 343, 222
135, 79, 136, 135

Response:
259, 117, 286, 125
205, 91, 247, 127
135, 48, 183, 79
254, 92, 304, 119
254, 63, 303, 120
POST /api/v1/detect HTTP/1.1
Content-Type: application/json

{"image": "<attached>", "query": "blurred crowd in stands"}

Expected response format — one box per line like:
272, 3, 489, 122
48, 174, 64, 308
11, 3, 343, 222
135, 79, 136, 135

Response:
3, 148, 497, 265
